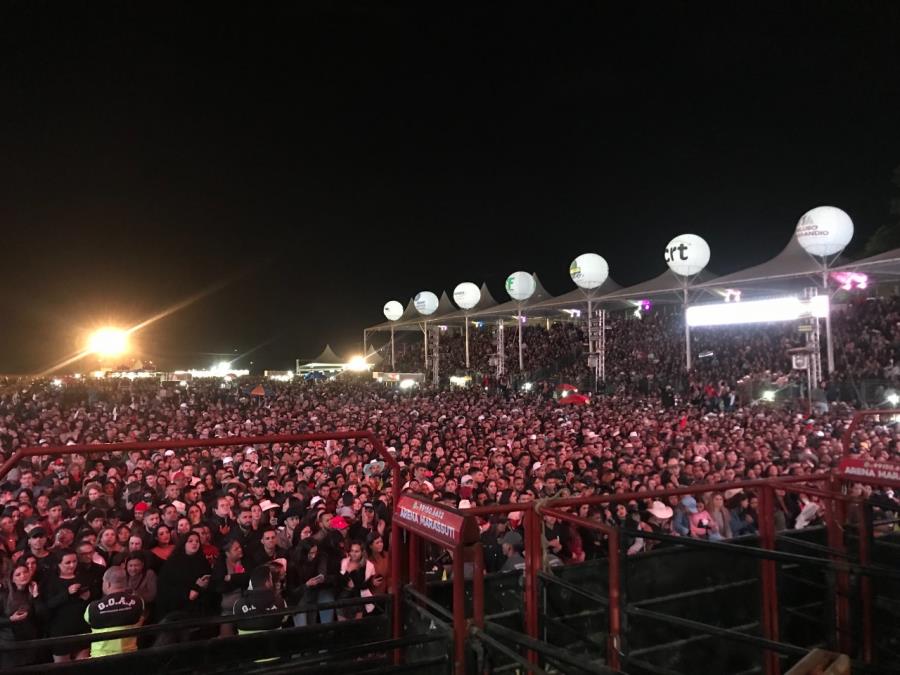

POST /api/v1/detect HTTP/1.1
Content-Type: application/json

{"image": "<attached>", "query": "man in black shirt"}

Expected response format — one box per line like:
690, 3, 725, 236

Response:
85, 566, 144, 658
233, 565, 287, 662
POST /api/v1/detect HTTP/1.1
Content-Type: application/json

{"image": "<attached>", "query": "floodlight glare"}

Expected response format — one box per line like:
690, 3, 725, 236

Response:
87, 328, 129, 358
346, 355, 370, 372
887, 393, 900, 406
761, 390, 776, 402
686, 295, 829, 328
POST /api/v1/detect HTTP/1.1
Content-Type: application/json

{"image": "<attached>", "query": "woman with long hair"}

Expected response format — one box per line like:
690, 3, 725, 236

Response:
338, 540, 376, 620
706, 493, 733, 540
124, 551, 158, 607
96, 527, 124, 567
288, 540, 325, 627
0, 515, 19, 556
44, 549, 91, 662
0, 563, 41, 667
187, 503, 204, 527
366, 534, 389, 595
150, 525, 176, 571
155, 532, 212, 621
211, 538, 249, 636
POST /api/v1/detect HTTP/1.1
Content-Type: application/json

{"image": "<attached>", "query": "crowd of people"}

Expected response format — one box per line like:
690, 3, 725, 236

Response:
391, 295, 900, 404
0, 294, 898, 664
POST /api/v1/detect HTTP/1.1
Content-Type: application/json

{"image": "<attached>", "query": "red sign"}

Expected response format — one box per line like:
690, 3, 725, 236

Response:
838, 457, 900, 483
395, 495, 465, 547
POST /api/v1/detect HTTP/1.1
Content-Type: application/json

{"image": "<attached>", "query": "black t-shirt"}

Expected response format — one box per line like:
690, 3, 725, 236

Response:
86, 591, 144, 629
233, 588, 286, 631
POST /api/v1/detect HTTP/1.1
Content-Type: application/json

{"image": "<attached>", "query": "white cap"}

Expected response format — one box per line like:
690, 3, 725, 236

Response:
259, 499, 279, 512
458, 499, 472, 509
164, 450, 176, 457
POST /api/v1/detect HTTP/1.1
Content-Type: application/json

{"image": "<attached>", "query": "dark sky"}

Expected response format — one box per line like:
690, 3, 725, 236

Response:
2, 1, 900, 373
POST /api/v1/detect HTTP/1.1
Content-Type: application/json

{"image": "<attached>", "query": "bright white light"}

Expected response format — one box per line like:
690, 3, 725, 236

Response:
887, 393, 899, 406
832, 271, 868, 291
345, 355, 370, 372
687, 295, 829, 327
51, 378, 63, 387
87, 328, 128, 358
522, 382, 533, 391
450, 375, 471, 387
562, 309, 582, 318
399, 379, 417, 390
73, 373, 82, 379
761, 390, 776, 402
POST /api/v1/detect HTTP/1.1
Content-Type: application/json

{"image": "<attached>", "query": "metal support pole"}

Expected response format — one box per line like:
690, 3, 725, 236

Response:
587, 298, 595, 390
390, 326, 395, 371
390, 529, 404, 665
684, 286, 692, 372
607, 528, 622, 671
599, 309, 606, 383
432, 326, 440, 387
857, 501, 874, 663
758, 484, 781, 675
826, 475, 851, 655
464, 317, 470, 370
423, 322, 428, 371
518, 309, 524, 371
363, 330, 367, 356
496, 320, 505, 379
409, 533, 423, 593
452, 546, 466, 675
523, 508, 540, 665
823, 270, 835, 374
471, 543, 485, 630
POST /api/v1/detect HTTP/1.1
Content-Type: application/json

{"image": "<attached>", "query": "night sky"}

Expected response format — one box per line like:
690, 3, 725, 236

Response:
2, 2, 900, 373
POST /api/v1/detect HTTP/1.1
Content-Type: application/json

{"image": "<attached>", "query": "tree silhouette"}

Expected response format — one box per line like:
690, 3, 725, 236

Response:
862, 164, 900, 257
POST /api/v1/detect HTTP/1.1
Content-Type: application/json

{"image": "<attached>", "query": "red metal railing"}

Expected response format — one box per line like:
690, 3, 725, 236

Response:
5, 430, 899, 674
0, 432, 405, 659
457, 470, 900, 675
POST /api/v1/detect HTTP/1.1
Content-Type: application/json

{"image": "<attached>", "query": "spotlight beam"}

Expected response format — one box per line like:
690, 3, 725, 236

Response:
37, 270, 251, 376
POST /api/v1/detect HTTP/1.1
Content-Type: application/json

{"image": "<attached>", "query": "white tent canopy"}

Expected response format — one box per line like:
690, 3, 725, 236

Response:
692, 237, 829, 291
599, 268, 718, 304
834, 247, 900, 277
363, 230, 881, 334
526, 275, 624, 312
467, 273, 556, 319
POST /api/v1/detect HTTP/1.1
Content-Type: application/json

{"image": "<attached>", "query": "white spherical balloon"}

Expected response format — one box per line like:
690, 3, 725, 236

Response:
665, 234, 711, 276
414, 291, 439, 316
795, 206, 854, 257
505, 271, 536, 301
569, 253, 609, 290
453, 282, 481, 310
383, 300, 403, 321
